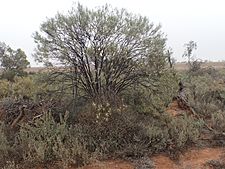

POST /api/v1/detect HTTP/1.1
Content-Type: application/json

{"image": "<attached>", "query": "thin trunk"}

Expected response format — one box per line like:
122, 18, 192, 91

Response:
72, 64, 78, 115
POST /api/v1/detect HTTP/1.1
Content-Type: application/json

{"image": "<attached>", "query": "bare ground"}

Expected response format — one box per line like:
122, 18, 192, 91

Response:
66, 147, 224, 169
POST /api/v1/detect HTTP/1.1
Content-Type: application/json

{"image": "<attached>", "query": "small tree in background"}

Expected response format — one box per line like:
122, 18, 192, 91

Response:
0, 42, 30, 82
183, 41, 202, 72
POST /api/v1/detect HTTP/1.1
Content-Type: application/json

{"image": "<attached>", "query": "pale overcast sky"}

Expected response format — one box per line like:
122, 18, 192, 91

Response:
0, 0, 225, 66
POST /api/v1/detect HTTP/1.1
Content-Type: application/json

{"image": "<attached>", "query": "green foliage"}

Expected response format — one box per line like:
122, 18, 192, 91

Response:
2, 161, 19, 169
0, 76, 48, 100
12, 76, 39, 98
16, 112, 89, 166
75, 103, 203, 159
17, 112, 65, 163
168, 115, 203, 149
143, 114, 202, 154
0, 42, 30, 82
150, 71, 179, 107
33, 3, 168, 99
182, 40, 203, 73
206, 160, 225, 169
181, 67, 225, 145
77, 109, 148, 157
0, 123, 11, 163
183, 41, 197, 61
211, 111, 225, 133
0, 80, 10, 98
183, 69, 225, 117
143, 124, 169, 153
0, 104, 204, 168
124, 70, 178, 114
2, 4, 225, 169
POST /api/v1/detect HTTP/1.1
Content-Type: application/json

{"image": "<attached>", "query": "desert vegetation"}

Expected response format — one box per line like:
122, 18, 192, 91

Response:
1, 4, 225, 169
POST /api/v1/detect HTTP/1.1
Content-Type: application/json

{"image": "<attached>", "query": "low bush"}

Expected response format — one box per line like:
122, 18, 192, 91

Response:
0, 122, 11, 166
77, 109, 151, 158
16, 112, 89, 167
183, 69, 225, 119
211, 111, 225, 133
206, 159, 225, 169
2, 161, 19, 169
123, 71, 178, 114
76, 102, 203, 159
167, 115, 203, 150
0, 104, 204, 168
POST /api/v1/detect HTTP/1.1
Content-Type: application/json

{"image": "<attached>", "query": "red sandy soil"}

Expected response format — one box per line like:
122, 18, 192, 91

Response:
166, 99, 182, 116
152, 147, 224, 169
165, 99, 193, 117
74, 147, 224, 169
78, 160, 134, 169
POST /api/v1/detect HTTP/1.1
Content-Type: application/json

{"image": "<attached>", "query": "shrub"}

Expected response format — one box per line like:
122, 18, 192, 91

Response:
167, 115, 203, 150
143, 124, 169, 153
0, 122, 11, 165
52, 125, 90, 168
76, 101, 203, 159
78, 110, 146, 158
76, 104, 164, 158
123, 70, 178, 114
206, 160, 225, 169
0, 75, 50, 100
211, 111, 225, 133
0, 101, 205, 168
142, 113, 203, 155
2, 161, 19, 169
183, 71, 225, 119
0, 80, 10, 99
16, 112, 89, 167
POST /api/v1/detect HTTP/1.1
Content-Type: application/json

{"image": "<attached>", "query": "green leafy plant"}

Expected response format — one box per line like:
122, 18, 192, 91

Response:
16, 112, 89, 167
0, 122, 11, 166
168, 115, 203, 149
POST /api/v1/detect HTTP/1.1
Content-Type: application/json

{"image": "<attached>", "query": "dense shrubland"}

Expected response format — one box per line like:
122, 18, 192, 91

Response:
0, 4, 225, 169
0, 68, 217, 168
